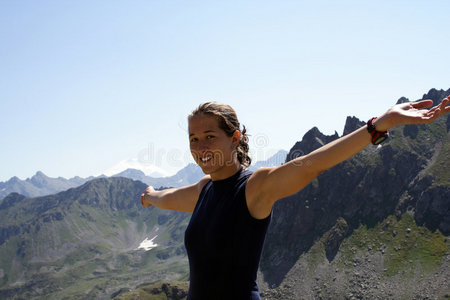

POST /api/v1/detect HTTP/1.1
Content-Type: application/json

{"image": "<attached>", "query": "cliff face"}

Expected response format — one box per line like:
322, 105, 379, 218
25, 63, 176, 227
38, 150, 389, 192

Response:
260, 88, 450, 290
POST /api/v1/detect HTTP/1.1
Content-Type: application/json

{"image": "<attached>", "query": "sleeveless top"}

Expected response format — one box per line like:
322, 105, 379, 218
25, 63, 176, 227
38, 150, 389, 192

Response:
184, 169, 271, 300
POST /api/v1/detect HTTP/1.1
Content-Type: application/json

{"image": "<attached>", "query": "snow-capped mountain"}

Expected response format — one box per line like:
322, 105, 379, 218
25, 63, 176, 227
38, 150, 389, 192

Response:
100, 158, 172, 178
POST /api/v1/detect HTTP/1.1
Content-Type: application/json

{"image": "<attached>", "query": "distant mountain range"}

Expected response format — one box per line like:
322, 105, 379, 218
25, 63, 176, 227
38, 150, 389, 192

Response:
0, 150, 288, 200
0, 172, 95, 200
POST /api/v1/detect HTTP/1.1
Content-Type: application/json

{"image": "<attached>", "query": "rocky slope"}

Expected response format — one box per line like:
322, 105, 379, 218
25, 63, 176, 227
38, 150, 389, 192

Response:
258, 88, 450, 298
0, 177, 191, 299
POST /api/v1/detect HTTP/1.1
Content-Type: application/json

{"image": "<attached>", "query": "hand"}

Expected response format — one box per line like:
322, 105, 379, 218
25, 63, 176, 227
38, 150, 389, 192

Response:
141, 186, 155, 208
377, 96, 450, 131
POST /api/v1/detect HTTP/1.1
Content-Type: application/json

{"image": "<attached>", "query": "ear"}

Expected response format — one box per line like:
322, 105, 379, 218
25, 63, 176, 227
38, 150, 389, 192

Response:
232, 130, 241, 145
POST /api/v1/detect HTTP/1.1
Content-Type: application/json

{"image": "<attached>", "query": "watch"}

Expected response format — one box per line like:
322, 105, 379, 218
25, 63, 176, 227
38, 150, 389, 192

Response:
367, 117, 389, 145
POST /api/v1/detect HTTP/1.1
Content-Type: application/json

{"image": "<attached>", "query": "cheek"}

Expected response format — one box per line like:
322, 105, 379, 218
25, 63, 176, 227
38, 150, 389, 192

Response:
189, 145, 197, 157
190, 146, 198, 156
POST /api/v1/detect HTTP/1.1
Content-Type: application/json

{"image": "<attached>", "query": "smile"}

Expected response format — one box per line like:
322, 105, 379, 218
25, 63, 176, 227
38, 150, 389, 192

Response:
201, 156, 212, 163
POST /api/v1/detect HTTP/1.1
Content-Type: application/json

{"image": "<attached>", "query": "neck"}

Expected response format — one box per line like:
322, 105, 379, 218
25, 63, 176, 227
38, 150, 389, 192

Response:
210, 161, 242, 181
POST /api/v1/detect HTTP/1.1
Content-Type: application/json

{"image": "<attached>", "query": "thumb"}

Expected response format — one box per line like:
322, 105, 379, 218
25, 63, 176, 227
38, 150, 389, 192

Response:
141, 193, 152, 207
411, 99, 434, 109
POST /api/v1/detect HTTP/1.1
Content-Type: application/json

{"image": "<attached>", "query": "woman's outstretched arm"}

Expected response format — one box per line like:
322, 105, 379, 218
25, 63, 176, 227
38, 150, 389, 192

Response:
246, 97, 450, 219
141, 176, 210, 212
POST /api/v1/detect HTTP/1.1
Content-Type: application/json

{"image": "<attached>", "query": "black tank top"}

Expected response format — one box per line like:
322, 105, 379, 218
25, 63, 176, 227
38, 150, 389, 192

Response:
184, 169, 271, 300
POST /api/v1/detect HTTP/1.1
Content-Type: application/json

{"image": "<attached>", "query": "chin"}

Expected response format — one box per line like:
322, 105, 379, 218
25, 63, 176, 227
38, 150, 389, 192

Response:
199, 166, 215, 175
197, 163, 220, 175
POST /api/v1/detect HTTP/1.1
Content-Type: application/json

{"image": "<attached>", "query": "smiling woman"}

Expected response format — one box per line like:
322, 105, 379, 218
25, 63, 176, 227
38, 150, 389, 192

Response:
141, 97, 450, 300
188, 102, 251, 180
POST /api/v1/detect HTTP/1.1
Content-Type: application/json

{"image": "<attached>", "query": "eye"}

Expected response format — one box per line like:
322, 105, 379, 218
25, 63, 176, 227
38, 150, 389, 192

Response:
206, 135, 215, 139
190, 137, 198, 143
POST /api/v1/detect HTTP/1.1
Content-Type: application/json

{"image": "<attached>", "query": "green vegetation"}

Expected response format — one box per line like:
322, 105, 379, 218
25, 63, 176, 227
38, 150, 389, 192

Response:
0, 177, 190, 299
114, 281, 189, 300
336, 213, 448, 276
427, 131, 450, 186
306, 236, 326, 273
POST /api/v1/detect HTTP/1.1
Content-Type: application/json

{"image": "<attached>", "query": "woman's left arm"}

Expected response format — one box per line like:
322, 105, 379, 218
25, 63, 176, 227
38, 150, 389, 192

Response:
246, 97, 450, 219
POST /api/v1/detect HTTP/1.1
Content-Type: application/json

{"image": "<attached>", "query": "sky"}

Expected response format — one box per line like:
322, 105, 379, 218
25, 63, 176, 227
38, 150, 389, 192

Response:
1, 0, 450, 181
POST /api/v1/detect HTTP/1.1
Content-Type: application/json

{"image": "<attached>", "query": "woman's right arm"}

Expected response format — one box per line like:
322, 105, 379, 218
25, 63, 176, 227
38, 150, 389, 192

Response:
141, 176, 211, 213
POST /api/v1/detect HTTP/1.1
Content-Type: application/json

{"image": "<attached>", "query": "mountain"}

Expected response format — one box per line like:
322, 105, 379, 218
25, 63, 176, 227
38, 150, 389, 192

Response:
1, 87, 449, 299
0, 164, 202, 201
112, 88, 450, 300
248, 150, 288, 172
114, 163, 205, 188
0, 151, 288, 201
0, 163, 202, 200
100, 87, 450, 300
258, 87, 450, 299
0, 177, 191, 299
101, 157, 172, 178
0, 171, 94, 200
0, 149, 289, 299
117, 152, 289, 188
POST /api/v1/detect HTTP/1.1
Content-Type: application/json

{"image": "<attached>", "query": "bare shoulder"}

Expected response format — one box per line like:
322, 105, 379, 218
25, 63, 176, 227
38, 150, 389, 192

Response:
196, 175, 211, 192
247, 167, 272, 188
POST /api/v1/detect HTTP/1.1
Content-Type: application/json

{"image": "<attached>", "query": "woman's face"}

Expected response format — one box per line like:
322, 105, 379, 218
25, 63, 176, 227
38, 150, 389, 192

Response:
188, 113, 240, 179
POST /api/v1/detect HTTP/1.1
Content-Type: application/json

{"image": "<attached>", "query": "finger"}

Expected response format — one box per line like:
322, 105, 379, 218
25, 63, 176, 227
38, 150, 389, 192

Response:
440, 97, 450, 109
420, 108, 443, 123
445, 103, 450, 113
424, 105, 440, 116
411, 99, 434, 109
141, 194, 145, 206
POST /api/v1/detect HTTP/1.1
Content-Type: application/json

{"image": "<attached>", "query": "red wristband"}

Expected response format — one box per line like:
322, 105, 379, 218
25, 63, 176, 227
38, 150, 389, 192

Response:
367, 117, 389, 145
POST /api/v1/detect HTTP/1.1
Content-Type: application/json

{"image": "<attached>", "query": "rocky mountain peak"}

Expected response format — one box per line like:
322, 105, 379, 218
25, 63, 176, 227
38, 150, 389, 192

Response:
6, 176, 21, 184
421, 88, 450, 106
286, 127, 339, 161
113, 168, 146, 180
29, 171, 50, 187
0, 192, 26, 210
261, 110, 450, 288
396, 96, 410, 104
343, 116, 365, 136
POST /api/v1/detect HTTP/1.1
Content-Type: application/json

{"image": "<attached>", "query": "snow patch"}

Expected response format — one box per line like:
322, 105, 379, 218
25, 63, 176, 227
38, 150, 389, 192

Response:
136, 236, 158, 251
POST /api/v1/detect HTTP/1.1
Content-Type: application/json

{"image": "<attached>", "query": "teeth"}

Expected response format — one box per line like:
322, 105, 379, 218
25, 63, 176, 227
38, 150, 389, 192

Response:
201, 156, 212, 162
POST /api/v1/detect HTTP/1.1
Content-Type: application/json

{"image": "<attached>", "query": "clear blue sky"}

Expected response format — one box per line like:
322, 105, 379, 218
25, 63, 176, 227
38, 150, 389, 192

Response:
1, 0, 449, 181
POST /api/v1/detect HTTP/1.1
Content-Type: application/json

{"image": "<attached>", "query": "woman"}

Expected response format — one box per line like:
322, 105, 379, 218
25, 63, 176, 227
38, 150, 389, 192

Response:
141, 97, 450, 300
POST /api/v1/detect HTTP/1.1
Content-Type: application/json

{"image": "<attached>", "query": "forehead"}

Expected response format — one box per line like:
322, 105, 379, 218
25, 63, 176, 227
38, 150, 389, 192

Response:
188, 114, 221, 135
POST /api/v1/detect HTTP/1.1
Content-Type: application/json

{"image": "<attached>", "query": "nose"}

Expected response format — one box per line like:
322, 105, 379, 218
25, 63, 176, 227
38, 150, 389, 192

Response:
191, 141, 208, 158
196, 140, 209, 151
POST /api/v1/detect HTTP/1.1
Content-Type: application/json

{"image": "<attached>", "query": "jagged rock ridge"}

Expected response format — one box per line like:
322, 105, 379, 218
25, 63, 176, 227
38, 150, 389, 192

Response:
259, 88, 450, 298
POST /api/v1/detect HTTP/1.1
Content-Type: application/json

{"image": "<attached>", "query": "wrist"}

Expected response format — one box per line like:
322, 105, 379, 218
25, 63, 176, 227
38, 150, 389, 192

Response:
367, 117, 390, 145
372, 113, 392, 132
